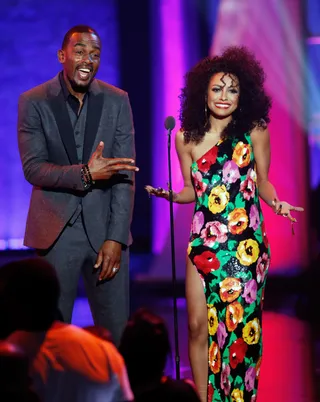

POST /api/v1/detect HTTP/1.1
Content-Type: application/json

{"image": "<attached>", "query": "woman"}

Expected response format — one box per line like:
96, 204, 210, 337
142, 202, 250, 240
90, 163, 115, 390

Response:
145, 46, 303, 402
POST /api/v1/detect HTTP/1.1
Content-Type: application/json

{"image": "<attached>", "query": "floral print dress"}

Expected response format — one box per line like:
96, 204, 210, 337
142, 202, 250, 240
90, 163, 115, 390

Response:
188, 132, 270, 402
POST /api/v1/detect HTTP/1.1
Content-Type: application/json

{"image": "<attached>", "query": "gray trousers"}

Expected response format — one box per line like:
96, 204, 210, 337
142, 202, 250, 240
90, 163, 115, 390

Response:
38, 214, 130, 345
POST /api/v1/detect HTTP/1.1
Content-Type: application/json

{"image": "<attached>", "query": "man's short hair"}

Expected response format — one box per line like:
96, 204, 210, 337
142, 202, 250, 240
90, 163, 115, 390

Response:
61, 25, 100, 49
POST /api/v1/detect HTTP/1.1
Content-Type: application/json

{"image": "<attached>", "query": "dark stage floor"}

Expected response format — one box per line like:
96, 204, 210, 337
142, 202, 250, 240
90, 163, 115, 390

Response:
0, 250, 319, 401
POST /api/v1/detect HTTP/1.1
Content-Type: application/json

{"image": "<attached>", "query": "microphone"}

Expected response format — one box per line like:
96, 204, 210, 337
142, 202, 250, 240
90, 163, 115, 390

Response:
164, 116, 176, 131
164, 115, 180, 380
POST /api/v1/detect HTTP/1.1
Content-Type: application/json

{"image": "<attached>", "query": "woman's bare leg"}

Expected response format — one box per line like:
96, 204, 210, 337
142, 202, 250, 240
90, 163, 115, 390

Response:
186, 257, 208, 402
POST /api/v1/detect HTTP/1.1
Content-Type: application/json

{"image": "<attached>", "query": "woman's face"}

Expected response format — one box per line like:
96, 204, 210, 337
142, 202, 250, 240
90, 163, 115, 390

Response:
207, 72, 240, 119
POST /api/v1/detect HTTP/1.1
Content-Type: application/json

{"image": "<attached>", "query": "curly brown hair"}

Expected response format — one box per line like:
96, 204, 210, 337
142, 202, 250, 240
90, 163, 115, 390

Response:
179, 46, 272, 144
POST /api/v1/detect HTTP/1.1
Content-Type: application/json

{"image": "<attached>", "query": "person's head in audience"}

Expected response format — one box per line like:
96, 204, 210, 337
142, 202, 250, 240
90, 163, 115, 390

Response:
84, 325, 114, 344
119, 308, 171, 390
0, 258, 60, 339
0, 340, 40, 401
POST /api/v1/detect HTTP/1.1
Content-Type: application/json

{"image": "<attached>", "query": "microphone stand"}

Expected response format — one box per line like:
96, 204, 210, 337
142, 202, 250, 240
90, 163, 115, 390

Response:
167, 127, 180, 380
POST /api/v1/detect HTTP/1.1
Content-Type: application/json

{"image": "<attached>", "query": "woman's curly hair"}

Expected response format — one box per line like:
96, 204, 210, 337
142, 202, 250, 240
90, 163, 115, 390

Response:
179, 46, 272, 144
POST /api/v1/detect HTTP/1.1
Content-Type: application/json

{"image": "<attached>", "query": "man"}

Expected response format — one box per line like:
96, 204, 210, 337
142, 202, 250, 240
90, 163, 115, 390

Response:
18, 25, 137, 344
0, 258, 133, 402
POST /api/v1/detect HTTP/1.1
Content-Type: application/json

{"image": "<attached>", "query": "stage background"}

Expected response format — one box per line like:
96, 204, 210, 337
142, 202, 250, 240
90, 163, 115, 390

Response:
0, 0, 317, 279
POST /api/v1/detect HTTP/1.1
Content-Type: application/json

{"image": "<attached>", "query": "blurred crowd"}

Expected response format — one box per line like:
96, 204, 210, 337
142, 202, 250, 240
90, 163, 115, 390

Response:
0, 258, 200, 402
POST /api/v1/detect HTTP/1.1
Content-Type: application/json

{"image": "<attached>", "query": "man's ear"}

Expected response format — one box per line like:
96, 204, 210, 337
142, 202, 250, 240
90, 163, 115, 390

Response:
57, 49, 65, 64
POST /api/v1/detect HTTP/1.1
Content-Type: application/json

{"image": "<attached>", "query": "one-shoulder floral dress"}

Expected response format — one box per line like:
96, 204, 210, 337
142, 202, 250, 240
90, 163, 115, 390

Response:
188, 132, 270, 402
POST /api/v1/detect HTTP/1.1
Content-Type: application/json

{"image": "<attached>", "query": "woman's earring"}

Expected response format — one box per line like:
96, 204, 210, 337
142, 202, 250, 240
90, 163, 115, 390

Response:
204, 102, 208, 124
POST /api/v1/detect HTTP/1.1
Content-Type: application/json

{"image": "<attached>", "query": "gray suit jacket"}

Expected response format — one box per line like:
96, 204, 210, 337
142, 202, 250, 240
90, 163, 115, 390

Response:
18, 74, 135, 252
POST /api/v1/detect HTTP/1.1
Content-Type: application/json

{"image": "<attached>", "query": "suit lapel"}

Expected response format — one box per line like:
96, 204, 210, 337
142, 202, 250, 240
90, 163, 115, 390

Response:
47, 75, 104, 165
48, 89, 78, 165
82, 88, 104, 164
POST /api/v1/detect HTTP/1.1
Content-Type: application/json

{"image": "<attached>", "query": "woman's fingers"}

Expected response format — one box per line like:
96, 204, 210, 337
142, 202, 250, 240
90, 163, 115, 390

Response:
290, 205, 304, 212
284, 212, 297, 223
144, 185, 169, 199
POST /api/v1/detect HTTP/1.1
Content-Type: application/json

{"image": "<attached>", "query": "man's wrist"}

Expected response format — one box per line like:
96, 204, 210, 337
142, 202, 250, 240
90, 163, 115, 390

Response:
104, 239, 126, 249
80, 164, 95, 190
88, 165, 97, 181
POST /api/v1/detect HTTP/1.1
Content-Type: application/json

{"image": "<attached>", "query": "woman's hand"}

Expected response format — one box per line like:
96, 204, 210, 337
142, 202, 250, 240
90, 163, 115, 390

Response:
145, 185, 172, 201
272, 200, 304, 222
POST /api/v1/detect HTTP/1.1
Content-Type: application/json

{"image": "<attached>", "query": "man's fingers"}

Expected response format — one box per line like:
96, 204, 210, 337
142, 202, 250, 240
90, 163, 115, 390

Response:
109, 164, 139, 172
99, 255, 112, 281
94, 251, 103, 269
109, 262, 120, 279
107, 158, 135, 166
95, 141, 104, 158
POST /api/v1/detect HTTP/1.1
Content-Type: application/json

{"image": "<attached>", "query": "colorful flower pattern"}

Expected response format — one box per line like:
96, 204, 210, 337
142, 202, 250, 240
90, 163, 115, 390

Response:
189, 134, 270, 401
208, 305, 219, 336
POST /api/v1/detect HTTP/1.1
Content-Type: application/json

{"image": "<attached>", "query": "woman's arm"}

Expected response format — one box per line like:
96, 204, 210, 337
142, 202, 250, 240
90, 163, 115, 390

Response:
173, 129, 196, 204
251, 126, 279, 209
251, 126, 303, 221
145, 129, 195, 204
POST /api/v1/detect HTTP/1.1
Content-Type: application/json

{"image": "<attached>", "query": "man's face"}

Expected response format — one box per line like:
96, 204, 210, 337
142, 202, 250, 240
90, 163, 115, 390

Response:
58, 32, 101, 91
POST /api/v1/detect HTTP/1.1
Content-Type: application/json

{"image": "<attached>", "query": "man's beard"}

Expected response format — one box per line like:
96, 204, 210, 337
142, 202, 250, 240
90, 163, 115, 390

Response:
68, 75, 92, 93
